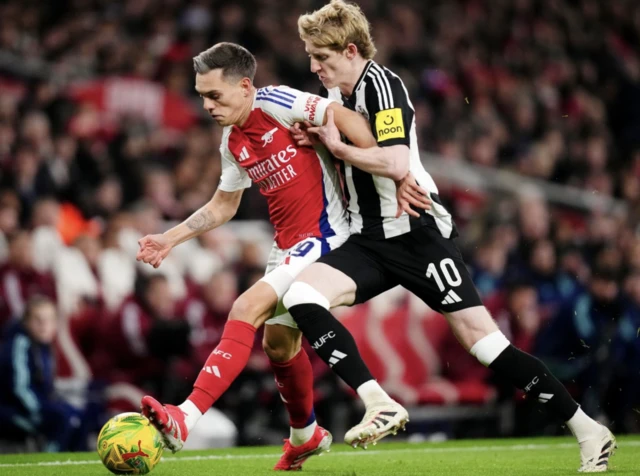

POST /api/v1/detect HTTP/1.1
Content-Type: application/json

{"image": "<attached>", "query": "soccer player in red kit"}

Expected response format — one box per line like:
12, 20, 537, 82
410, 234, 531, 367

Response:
136, 42, 412, 470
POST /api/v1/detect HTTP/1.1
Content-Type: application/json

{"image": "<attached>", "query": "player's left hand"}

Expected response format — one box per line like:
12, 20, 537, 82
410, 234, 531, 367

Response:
290, 121, 319, 147
395, 173, 431, 218
306, 108, 343, 155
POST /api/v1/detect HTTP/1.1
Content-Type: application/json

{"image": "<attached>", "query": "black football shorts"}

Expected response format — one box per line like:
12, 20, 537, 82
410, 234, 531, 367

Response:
316, 226, 483, 313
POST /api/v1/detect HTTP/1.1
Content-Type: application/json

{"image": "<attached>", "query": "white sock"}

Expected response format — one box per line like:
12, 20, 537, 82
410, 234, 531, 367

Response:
357, 380, 393, 407
566, 407, 601, 443
178, 400, 203, 432
290, 421, 317, 446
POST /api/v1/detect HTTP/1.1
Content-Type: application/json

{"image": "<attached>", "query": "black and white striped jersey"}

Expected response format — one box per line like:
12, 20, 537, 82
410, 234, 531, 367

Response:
322, 60, 456, 240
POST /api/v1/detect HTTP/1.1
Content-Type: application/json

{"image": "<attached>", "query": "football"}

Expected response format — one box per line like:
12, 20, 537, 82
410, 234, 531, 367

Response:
96, 412, 165, 474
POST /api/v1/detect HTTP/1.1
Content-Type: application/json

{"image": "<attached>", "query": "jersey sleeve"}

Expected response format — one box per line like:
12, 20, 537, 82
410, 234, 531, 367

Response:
255, 85, 335, 127
218, 129, 251, 192
364, 72, 415, 148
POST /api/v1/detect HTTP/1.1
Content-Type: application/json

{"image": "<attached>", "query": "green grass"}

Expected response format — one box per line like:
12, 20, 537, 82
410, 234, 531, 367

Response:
1, 436, 638, 476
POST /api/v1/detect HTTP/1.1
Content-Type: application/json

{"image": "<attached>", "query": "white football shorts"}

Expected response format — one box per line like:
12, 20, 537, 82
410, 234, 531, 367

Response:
262, 234, 348, 328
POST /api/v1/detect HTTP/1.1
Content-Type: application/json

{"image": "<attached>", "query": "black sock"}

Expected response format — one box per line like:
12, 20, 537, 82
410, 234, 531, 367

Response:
490, 345, 579, 421
289, 303, 374, 390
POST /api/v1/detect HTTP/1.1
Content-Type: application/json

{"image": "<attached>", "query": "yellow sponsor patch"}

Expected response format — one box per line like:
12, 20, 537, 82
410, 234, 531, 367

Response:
375, 108, 405, 142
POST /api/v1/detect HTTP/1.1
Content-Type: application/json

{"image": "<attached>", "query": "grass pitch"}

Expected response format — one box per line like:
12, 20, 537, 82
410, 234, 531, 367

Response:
1, 436, 638, 475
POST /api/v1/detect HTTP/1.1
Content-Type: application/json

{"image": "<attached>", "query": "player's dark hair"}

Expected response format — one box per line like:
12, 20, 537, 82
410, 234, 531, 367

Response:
193, 42, 257, 82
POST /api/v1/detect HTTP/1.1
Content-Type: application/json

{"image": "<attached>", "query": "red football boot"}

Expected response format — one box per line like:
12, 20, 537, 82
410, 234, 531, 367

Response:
274, 426, 332, 471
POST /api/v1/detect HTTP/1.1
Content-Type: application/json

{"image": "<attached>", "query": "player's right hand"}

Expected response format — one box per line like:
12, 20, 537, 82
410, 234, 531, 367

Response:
395, 173, 432, 218
137, 234, 172, 269
290, 121, 319, 147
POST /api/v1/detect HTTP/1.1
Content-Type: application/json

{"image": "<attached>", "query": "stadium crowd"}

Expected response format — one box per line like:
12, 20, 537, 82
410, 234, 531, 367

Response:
0, 0, 639, 451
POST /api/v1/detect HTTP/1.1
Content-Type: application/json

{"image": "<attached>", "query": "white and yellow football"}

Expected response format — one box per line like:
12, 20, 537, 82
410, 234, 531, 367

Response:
97, 412, 164, 474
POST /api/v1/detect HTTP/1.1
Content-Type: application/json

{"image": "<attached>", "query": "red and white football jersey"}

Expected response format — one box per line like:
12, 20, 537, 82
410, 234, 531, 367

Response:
218, 86, 349, 249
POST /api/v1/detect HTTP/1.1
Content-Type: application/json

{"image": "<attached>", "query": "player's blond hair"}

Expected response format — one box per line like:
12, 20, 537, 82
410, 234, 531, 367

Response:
298, 0, 377, 60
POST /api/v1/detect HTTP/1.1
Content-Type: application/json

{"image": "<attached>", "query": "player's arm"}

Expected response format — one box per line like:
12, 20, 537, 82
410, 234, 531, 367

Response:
282, 85, 407, 180
321, 104, 409, 181
136, 189, 243, 269
305, 106, 427, 216
306, 75, 429, 215
137, 141, 250, 268
164, 188, 243, 247
295, 106, 408, 180
168, 142, 250, 245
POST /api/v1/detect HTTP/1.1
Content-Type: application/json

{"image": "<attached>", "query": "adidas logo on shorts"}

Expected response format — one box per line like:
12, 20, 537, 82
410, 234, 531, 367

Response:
441, 289, 462, 305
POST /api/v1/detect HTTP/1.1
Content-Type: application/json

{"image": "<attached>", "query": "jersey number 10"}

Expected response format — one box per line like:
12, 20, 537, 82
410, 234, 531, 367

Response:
426, 258, 462, 291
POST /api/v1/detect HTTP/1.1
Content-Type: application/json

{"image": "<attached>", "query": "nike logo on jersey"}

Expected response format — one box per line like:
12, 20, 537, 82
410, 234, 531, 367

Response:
261, 127, 279, 147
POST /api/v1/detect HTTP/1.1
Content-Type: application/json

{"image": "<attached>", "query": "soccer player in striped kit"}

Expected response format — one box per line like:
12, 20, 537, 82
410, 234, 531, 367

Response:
284, 1, 616, 471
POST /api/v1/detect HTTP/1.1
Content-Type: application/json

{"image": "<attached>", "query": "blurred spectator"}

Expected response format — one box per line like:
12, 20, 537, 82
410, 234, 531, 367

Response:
471, 239, 507, 298
0, 231, 56, 331
90, 176, 124, 219
609, 271, 640, 432
526, 239, 581, 323
142, 166, 185, 220
517, 190, 550, 244
182, 269, 238, 365
0, 296, 89, 451
30, 197, 60, 229
497, 281, 542, 355
100, 274, 190, 396
236, 241, 268, 292
535, 264, 623, 418
0, 190, 20, 261
129, 201, 162, 238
